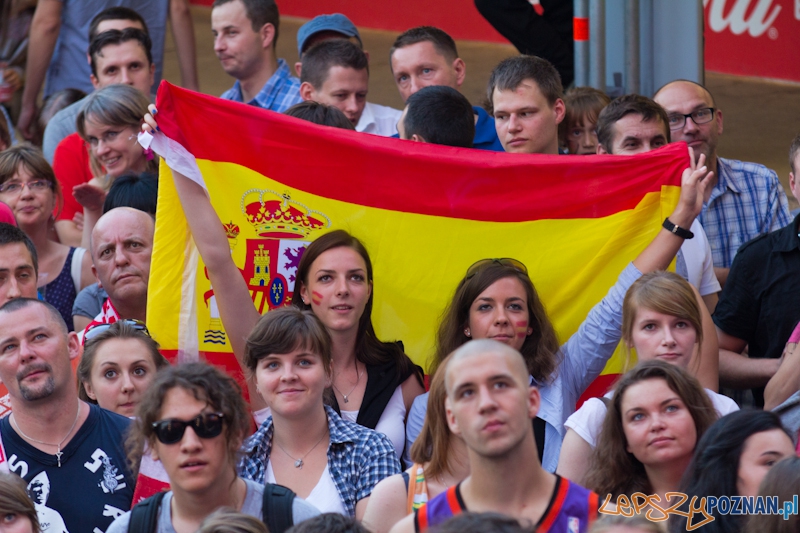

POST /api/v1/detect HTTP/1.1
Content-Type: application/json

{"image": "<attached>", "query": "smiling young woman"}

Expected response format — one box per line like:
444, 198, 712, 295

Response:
74, 84, 158, 249
238, 307, 401, 520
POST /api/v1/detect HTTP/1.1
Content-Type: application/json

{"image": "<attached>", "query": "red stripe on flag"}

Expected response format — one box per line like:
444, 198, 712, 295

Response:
574, 17, 589, 41
155, 84, 689, 223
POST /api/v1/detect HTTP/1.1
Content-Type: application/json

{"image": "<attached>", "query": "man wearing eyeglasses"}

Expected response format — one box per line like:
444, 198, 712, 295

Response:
595, 94, 720, 313
654, 80, 791, 288
0, 298, 134, 533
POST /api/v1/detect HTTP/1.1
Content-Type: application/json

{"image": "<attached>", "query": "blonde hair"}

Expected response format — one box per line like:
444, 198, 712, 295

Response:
76, 84, 157, 181
410, 353, 453, 479
621, 271, 703, 371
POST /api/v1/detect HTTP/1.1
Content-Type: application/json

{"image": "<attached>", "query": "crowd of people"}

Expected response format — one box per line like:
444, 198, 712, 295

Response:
0, 1, 798, 533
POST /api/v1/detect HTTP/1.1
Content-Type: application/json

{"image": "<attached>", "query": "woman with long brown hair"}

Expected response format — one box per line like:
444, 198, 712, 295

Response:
585, 360, 717, 503
556, 271, 736, 484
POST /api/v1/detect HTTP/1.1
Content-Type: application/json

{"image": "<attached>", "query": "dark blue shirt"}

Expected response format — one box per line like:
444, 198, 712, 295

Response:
1, 404, 135, 533
472, 106, 504, 151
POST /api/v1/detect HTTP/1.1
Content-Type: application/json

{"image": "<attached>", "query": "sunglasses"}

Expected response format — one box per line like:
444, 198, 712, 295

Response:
84, 319, 151, 342
465, 258, 528, 279
151, 412, 225, 444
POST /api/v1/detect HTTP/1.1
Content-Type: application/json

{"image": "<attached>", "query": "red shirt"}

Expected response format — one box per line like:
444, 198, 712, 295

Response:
52, 132, 93, 221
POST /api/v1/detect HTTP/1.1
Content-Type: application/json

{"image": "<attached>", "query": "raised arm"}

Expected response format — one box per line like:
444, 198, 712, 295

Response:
632, 149, 711, 274
168, 0, 200, 91
18, 0, 62, 139
143, 109, 260, 378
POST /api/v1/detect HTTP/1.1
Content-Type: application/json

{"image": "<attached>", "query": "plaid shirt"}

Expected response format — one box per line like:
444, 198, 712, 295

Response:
238, 405, 400, 517
698, 157, 791, 268
220, 59, 302, 113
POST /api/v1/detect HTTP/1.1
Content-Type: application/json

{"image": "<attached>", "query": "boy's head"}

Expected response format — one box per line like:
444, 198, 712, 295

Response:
559, 87, 611, 155
397, 85, 474, 148
488, 55, 565, 155
299, 40, 369, 127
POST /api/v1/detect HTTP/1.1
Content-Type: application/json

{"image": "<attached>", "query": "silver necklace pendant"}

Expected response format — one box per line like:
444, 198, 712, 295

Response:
342, 395, 349, 403
294, 459, 304, 469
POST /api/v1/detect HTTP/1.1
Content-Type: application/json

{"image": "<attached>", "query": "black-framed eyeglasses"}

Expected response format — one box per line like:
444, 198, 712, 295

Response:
84, 319, 151, 342
667, 107, 715, 130
465, 258, 528, 279
151, 412, 225, 444
0, 180, 53, 195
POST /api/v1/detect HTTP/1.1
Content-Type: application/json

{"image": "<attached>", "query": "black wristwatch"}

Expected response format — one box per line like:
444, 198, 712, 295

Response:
663, 218, 694, 239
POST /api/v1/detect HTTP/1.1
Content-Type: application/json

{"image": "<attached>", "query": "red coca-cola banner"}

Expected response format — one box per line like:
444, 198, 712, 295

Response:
704, 0, 800, 82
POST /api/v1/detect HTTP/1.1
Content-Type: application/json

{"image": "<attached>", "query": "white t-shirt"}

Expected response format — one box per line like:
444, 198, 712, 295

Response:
677, 220, 721, 297
564, 388, 739, 448
356, 102, 403, 137
266, 462, 347, 515
340, 385, 406, 459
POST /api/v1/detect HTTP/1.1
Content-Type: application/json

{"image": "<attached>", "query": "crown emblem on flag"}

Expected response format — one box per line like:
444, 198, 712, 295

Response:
241, 189, 330, 239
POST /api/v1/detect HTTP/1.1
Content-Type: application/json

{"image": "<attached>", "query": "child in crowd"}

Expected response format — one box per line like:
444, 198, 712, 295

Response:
559, 87, 610, 155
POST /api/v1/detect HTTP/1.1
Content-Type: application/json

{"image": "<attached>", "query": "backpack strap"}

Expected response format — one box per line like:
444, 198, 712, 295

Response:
128, 491, 167, 533
262, 483, 296, 533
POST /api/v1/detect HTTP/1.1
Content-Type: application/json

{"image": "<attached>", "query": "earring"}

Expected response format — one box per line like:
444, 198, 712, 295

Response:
464, 329, 471, 337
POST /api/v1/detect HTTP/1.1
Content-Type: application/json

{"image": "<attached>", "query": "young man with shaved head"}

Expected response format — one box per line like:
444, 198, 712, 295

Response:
654, 80, 791, 287
390, 340, 597, 533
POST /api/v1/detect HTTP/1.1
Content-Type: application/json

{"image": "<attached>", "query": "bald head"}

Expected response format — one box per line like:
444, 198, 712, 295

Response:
654, 79, 715, 106
444, 339, 528, 396
91, 207, 154, 258
90, 207, 154, 320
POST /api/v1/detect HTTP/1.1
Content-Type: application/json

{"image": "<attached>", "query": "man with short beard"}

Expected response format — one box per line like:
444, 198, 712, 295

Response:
0, 298, 134, 533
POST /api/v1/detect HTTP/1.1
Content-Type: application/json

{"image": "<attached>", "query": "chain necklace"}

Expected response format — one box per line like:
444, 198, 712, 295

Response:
11, 404, 81, 467
331, 360, 363, 404
274, 429, 328, 469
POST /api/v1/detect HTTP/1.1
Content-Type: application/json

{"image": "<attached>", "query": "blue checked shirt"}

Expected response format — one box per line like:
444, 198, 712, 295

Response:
698, 157, 791, 268
238, 405, 400, 517
221, 59, 302, 112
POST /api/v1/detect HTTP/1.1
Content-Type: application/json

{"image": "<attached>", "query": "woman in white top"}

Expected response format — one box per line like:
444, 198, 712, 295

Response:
557, 271, 738, 485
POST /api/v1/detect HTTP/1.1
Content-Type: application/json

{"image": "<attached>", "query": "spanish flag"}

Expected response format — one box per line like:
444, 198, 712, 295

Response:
147, 83, 688, 403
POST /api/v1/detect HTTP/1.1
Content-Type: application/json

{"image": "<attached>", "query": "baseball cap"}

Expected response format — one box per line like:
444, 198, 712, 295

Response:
297, 13, 363, 56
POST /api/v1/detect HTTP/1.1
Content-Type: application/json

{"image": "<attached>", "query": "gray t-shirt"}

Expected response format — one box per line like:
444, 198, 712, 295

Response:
42, 96, 85, 163
44, 0, 168, 98
106, 479, 320, 533
72, 282, 107, 319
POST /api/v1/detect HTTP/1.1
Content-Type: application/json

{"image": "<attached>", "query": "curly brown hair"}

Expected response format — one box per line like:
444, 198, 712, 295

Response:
125, 362, 250, 474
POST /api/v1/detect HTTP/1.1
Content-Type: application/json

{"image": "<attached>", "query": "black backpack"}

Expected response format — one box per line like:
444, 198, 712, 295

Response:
128, 483, 296, 533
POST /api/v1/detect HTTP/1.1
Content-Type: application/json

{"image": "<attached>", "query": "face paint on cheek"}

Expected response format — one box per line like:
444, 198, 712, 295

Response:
515, 320, 528, 339
311, 291, 322, 306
